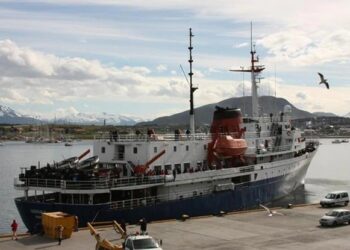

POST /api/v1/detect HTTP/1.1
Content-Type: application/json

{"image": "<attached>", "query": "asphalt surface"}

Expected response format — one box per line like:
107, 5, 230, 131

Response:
2, 204, 350, 250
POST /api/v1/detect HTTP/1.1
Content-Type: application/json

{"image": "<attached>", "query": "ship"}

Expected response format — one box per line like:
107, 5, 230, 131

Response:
14, 27, 318, 233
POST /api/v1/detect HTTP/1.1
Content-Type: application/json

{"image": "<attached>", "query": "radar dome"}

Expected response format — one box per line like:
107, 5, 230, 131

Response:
283, 105, 292, 114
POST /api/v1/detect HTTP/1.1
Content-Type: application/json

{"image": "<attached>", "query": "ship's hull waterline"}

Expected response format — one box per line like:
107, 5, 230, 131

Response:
15, 151, 315, 233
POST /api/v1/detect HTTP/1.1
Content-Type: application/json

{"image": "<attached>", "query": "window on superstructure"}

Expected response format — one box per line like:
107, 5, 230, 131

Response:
186, 145, 189, 151
133, 147, 137, 154
203, 160, 208, 170
204, 145, 207, 150
174, 146, 177, 152
197, 162, 202, 171
154, 147, 157, 153
175, 164, 181, 174
101, 147, 105, 153
184, 163, 190, 173
154, 165, 162, 175
165, 164, 172, 174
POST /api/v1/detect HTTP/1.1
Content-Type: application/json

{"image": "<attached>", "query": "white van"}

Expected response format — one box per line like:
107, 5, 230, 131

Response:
320, 191, 349, 207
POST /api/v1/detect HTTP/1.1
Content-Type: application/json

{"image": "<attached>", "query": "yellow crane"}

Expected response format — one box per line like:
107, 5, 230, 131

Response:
87, 220, 126, 250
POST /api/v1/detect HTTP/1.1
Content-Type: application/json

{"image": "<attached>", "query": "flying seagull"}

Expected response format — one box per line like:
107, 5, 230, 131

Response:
259, 204, 284, 217
318, 72, 329, 89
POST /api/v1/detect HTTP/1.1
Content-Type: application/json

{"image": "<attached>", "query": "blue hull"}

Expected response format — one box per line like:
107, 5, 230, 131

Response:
15, 161, 309, 233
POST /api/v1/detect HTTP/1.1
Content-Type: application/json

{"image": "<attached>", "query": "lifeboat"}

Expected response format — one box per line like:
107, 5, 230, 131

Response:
213, 135, 247, 157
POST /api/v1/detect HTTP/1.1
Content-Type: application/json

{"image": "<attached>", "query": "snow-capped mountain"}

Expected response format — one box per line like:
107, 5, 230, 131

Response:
53, 112, 145, 126
0, 105, 40, 124
0, 105, 145, 125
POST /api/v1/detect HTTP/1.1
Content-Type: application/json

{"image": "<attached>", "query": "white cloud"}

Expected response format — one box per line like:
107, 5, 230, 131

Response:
296, 92, 307, 100
234, 42, 248, 48
121, 66, 151, 76
193, 70, 205, 78
156, 64, 167, 72
0, 40, 236, 112
274, 81, 350, 116
2, 1, 350, 118
56, 106, 79, 117
259, 29, 350, 66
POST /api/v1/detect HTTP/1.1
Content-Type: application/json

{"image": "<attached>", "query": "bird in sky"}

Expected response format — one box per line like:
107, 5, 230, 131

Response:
259, 204, 284, 216
318, 72, 329, 89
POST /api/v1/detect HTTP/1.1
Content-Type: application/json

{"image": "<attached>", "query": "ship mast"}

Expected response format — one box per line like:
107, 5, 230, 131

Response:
188, 28, 197, 133
230, 22, 264, 117
250, 22, 259, 118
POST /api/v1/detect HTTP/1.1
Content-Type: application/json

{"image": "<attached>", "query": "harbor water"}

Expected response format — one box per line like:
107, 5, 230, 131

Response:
0, 141, 92, 234
0, 138, 349, 234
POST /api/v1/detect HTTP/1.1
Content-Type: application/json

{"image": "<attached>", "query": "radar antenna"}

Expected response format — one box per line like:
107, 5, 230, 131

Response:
229, 22, 264, 118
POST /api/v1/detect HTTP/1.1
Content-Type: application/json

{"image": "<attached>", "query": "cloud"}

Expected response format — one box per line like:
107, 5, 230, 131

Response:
258, 28, 350, 67
234, 42, 248, 48
156, 64, 167, 72
0, 40, 237, 113
274, 80, 350, 116
121, 66, 151, 76
296, 92, 307, 100
56, 106, 79, 117
154, 79, 188, 98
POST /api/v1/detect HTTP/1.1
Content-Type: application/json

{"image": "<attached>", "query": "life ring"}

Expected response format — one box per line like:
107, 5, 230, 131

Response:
287, 131, 291, 136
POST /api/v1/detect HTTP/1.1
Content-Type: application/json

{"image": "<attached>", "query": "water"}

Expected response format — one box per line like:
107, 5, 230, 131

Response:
0, 138, 349, 233
272, 138, 350, 206
0, 141, 93, 233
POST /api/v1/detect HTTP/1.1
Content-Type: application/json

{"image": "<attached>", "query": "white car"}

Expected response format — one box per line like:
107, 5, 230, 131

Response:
124, 235, 163, 250
319, 209, 350, 227
320, 191, 349, 207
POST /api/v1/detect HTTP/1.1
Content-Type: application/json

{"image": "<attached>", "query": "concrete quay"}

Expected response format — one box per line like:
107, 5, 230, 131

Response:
2, 204, 350, 250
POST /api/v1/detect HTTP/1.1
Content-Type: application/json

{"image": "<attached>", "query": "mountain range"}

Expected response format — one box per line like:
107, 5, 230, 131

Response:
0, 105, 40, 125
138, 96, 338, 126
0, 105, 144, 125
52, 112, 145, 126
0, 96, 340, 126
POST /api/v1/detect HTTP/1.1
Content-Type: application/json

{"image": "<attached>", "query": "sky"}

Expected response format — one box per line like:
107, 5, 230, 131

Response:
0, 0, 350, 120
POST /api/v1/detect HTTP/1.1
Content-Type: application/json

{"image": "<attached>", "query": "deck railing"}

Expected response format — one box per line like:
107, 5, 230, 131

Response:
95, 133, 211, 142
109, 188, 213, 210
14, 175, 167, 190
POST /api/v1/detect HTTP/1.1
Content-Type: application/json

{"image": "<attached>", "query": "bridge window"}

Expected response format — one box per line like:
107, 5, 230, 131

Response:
133, 147, 137, 154
204, 145, 207, 150
186, 145, 189, 151
154, 147, 157, 153
174, 146, 177, 152
101, 147, 105, 153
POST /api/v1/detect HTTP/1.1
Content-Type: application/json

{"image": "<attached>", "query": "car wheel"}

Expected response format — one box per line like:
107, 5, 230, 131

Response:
321, 204, 325, 208
333, 221, 337, 226
345, 201, 349, 206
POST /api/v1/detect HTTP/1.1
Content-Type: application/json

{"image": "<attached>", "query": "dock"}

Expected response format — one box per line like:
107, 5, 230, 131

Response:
2, 204, 350, 249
